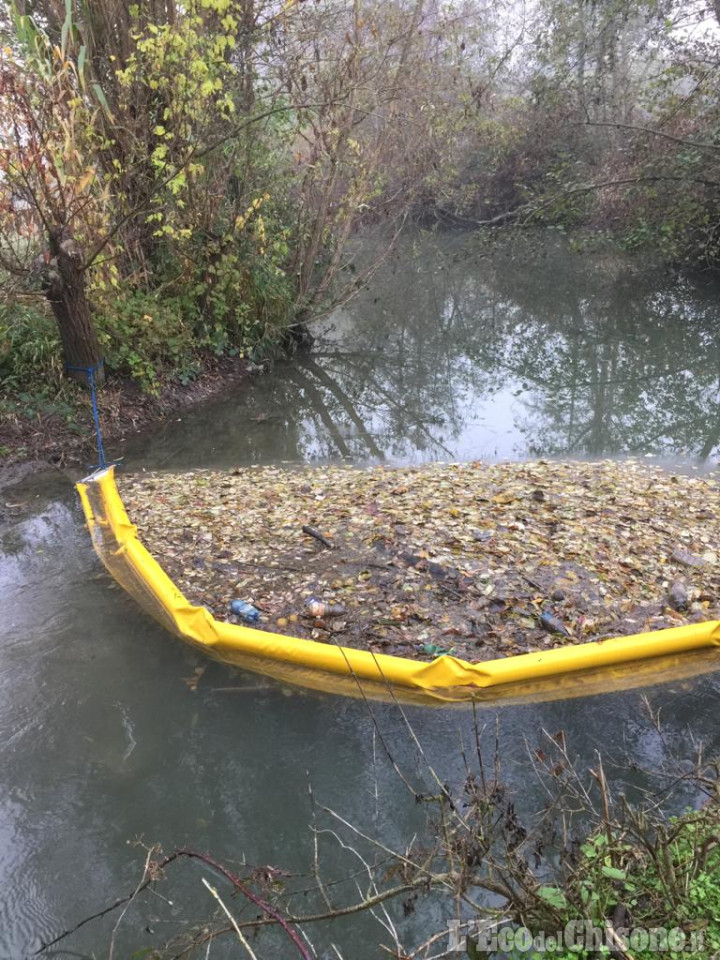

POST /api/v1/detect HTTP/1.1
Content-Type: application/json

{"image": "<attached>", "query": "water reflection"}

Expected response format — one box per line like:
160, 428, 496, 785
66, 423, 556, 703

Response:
125, 233, 720, 470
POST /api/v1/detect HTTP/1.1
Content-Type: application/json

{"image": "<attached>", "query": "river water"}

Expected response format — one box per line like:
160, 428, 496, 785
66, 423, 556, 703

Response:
2, 233, 719, 958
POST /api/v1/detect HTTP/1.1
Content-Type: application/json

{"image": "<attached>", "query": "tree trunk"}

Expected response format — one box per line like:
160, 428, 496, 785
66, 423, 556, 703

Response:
39, 227, 105, 386
239, 0, 255, 110
576, 0, 586, 115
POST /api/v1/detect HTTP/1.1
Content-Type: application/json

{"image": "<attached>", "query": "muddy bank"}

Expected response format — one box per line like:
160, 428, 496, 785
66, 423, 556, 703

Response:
119, 459, 720, 663
0, 356, 250, 471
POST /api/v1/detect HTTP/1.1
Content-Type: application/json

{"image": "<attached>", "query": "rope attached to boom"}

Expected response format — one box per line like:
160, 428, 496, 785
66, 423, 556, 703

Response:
66, 360, 107, 470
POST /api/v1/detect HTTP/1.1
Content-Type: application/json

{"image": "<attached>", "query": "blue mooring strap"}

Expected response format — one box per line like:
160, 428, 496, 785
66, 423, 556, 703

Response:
66, 360, 107, 470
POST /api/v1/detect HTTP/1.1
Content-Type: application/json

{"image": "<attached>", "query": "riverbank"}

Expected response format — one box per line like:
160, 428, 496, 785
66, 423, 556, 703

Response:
0, 355, 250, 478
119, 459, 719, 664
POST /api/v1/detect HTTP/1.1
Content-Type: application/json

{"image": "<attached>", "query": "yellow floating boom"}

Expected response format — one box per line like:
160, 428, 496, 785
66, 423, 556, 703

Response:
77, 466, 720, 705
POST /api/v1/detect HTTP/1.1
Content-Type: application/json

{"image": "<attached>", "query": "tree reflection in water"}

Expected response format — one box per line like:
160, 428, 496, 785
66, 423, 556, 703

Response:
294, 233, 720, 464
125, 232, 720, 470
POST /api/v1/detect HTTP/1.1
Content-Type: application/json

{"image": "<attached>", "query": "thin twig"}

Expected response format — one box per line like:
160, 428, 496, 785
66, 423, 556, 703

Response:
201, 877, 259, 960
108, 844, 155, 960
308, 776, 334, 912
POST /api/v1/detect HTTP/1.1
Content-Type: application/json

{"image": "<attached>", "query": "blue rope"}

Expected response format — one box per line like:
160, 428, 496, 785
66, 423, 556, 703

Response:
66, 360, 107, 470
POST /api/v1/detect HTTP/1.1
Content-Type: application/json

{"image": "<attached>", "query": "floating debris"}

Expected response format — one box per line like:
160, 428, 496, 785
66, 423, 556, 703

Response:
304, 598, 346, 618
119, 460, 719, 663
671, 547, 706, 568
539, 610, 571, 637
667, 581, 689, 612
230, 599, 261, 623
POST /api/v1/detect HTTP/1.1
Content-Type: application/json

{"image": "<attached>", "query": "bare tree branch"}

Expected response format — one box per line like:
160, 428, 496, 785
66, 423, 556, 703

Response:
577, 119, 720, 152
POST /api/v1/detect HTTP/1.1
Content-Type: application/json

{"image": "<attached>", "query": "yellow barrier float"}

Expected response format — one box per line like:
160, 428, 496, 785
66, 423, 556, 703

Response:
78, 466, 720, 705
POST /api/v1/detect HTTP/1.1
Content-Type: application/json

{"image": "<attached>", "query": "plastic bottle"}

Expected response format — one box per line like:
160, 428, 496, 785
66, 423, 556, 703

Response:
230, 599, 260, 623
304, 597, 346, 617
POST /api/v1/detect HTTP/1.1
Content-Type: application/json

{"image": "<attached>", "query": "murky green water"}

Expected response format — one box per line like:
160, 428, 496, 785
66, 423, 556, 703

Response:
2, 234, 719, 958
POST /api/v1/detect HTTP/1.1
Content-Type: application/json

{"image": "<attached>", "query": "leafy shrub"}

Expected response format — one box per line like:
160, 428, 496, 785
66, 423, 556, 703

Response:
94, 290, 200, 393
0, 301, 64, 391
501, 804, 720, 960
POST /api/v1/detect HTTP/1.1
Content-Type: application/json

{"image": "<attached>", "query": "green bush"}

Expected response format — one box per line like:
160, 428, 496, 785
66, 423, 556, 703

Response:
496, 804, 720, 960
0, 302, 81, 428
95, 290, 200, 393
93, 231, 295, 393
0, 301, 64, 391
186, 227, 295, 360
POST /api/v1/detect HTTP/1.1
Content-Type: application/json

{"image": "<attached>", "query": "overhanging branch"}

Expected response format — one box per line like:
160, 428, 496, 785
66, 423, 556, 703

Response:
82, 97, 349, 271
577, 119, 720, 153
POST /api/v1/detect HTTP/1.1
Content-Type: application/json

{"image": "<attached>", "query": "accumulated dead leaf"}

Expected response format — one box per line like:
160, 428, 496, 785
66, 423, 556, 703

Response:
119, 460, 719, 663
